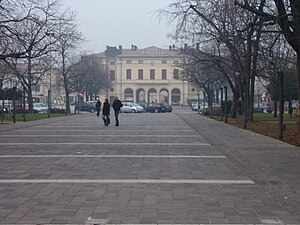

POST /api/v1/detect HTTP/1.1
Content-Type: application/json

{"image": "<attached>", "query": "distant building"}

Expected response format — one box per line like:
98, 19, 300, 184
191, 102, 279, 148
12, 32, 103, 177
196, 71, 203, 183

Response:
89, 45, 200, 105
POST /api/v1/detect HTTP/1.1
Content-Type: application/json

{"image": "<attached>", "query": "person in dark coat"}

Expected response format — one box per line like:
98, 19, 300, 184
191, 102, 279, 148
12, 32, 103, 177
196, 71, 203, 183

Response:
102, 99, 110, 126
95, 100, 102, 117
112, 96, 123, 126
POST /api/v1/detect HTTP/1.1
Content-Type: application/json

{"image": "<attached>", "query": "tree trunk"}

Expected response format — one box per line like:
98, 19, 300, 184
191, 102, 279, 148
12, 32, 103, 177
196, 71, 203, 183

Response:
27, 58, 34, 113
297, 55, 300, 131
249, 76, 255, 121
230, 91, 239, 118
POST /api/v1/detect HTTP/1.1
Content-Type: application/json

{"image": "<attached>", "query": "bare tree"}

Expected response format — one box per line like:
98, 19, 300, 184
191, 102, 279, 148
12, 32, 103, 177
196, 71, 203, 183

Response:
162, 0, 268, 120
69, 55, 111, 101
235, 0, 300, 106
54, 13, 84, 115
1, 0, 62, 112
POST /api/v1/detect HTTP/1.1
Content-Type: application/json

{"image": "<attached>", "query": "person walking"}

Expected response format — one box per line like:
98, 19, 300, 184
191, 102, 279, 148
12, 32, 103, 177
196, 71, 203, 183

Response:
95, 100, 102, 117
102, 99, 110, 126
112, 96, 123, 126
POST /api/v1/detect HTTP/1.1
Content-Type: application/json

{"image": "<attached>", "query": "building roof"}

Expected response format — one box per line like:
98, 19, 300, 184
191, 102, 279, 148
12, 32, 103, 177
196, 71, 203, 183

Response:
90, 46, 181, 59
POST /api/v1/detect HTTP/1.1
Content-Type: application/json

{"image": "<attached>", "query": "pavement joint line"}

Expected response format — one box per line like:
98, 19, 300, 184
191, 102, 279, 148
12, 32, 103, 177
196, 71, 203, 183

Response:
0, 142, 211, 146
0, 179, 255, 184
0, 155, 226, 158
0, 134, 202, 137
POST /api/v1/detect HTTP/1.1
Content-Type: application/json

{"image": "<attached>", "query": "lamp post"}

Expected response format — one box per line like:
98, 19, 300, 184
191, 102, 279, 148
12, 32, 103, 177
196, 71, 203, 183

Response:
12, 86, 16, 123
197, 89, 200, 114
220, 87, 223, 121
243, 79, 248, 129
224, 86, 228, 123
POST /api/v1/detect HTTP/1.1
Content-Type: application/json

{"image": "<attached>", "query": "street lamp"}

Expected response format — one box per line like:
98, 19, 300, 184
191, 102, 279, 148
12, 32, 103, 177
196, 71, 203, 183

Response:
224, 86, 228, 123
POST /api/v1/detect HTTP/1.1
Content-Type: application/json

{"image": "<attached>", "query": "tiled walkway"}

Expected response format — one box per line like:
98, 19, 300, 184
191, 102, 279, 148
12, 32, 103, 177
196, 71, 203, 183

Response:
0, 108, 299, 224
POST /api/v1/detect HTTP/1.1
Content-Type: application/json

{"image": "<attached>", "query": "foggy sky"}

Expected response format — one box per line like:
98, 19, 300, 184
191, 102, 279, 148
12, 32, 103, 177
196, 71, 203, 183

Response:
63, 0, 174, 54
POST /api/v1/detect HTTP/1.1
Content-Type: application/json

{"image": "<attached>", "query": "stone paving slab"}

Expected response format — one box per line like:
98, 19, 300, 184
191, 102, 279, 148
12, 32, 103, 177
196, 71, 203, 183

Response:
0, 108, 299, 224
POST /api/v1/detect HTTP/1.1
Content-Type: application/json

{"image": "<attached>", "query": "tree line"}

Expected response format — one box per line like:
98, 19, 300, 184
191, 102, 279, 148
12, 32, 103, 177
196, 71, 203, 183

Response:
161, 0, 299, 122
0, 0, 110, 114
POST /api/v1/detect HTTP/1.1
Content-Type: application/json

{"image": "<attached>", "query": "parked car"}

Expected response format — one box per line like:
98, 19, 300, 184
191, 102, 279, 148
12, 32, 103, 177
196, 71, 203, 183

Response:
145, 103, 166, 113
163, 103, 173, 112
33, 103, 48, 113
74, 102, 96, 113
191, 102, 206, 112
51, 104, 66, 113
121, 102, 143, 113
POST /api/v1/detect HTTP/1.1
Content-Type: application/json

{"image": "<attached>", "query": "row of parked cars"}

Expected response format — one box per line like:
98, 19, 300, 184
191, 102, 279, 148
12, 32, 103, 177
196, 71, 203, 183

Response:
74, 101, 173, 113
0, 103, 66, 114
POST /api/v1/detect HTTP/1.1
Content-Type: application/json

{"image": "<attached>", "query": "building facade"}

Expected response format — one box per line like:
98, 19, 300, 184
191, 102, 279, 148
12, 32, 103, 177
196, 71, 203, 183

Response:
93, 45, 199, 105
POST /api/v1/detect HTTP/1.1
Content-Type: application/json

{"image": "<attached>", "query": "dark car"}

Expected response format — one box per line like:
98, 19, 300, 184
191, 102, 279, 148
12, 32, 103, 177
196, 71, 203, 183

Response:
145, 103, 166, 113
75, 102, 96, 113
163, 103, 172, 112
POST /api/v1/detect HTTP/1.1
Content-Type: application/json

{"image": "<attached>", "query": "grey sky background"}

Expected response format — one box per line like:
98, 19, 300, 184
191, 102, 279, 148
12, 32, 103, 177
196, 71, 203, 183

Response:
63, 0, 175, 54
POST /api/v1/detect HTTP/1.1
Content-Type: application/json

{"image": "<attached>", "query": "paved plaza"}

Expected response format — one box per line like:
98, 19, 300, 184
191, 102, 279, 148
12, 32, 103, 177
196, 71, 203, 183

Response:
0, 107, 299, 224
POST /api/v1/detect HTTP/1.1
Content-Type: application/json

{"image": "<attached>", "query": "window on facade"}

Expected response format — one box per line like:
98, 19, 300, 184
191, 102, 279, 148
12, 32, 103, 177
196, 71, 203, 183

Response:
138, 69, 143, 80
162, 69, 167, 80
174, 69, 179, 80
126, 60, 131, 64
33, 85, 40, 92
110, 70, 115, 80
110, 61, 115, 65
126, 69, 132, 79
150, 69, 155, 80
138, 60, 143, 64
173, 60, 179, 64
162, 60, 167, 64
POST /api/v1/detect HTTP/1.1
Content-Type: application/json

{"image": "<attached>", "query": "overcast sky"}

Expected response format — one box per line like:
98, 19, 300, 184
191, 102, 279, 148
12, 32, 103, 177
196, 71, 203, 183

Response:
63, 0, 174, 54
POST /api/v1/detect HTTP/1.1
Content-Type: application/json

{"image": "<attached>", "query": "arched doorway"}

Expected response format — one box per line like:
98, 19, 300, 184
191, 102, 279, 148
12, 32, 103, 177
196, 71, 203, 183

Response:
136, 88, 145, 103
159, 88, 169, 103
124, 88, 134, 102
171, 88, 181, 105
148, 88, 158, 103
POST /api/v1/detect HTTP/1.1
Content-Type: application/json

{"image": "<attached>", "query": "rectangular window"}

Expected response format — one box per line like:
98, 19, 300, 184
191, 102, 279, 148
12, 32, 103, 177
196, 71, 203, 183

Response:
174, 69, 179, 80
33, 85, 40, 92
173, 60, 179, 64
162, 69, 167, 80
138, 69, 143, 80
126, 60, 131, 64
138, 60, 143, 64
162, 60, 167, 64
150, 69, 155, 80
110, 70, 115, 80
110, 61, 115, 65
126, 69, 132, 79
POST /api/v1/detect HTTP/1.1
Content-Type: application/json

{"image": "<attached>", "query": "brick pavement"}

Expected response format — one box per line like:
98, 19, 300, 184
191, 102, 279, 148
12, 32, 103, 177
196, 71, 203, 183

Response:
0, 108, 299, 224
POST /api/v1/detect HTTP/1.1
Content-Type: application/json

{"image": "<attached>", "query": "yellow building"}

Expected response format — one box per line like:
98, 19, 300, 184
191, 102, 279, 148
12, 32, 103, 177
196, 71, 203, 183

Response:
92, 45, 199, 105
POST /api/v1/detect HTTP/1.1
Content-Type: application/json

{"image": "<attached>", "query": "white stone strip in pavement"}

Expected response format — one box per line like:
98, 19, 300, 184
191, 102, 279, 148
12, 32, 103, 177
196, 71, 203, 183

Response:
0, 155, 225, 158
0, 134, 201, 137
31, 125, 190, 128
0, 179, 255, 184
14, 129, 194, 132
0, 142, 211, 146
